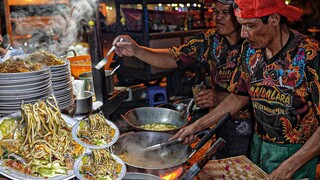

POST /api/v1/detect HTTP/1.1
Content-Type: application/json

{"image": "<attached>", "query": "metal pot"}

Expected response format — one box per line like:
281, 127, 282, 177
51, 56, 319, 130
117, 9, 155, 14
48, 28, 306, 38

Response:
111, 131, 192, 170
121, 107, 188, 133
79, 70, 114, 95
75, 91, 93, 115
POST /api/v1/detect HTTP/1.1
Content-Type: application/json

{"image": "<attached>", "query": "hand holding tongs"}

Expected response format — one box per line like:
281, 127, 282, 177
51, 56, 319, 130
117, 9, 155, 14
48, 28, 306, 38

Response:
95, 38, 123, 70
143, 130, 208, 153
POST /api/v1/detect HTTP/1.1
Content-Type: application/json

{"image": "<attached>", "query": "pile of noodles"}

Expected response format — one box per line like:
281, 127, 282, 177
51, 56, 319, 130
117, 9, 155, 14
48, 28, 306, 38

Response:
78, 113, 116, 145
0, 95, 83, 176
0, 51, 65, 73
81, 149, 122, 179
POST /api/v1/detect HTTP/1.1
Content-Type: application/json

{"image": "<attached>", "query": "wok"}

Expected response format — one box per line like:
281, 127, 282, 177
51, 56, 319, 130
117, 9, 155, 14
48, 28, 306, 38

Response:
113, 113, 231, 170
111, 131, 192, 170
121, 107, 188, 132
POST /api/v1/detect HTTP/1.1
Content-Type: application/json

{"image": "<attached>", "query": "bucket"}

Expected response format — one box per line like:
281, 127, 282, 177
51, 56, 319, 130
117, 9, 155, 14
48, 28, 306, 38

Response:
79, 70, 114, 95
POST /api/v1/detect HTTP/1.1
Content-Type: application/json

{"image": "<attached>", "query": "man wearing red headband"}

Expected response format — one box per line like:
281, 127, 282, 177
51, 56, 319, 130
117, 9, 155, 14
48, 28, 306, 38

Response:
171, 0, 320, 179
113, 0, 253, 159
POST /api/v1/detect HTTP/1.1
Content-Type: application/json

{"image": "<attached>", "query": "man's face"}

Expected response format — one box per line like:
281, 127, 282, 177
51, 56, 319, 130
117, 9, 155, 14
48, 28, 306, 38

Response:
213, 2, 239, 36
236, 17, 273, 49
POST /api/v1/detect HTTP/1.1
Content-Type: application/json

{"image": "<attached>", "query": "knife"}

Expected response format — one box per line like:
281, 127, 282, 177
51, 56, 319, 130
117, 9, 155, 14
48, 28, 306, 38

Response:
180, 137, 226, 180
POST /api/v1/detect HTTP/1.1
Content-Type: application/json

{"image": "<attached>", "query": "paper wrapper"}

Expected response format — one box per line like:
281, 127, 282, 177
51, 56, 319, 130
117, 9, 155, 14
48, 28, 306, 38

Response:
195, 155, 268, 179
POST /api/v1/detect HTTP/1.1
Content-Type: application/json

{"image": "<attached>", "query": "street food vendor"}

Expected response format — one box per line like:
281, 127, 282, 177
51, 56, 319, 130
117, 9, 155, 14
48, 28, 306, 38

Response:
113, 0, 253, 159
170, 0, 320, 179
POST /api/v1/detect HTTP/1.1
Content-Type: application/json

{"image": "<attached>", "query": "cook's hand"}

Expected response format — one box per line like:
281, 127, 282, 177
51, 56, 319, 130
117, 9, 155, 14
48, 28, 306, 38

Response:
168, 124, 199, 144
268, 163, 294, 180
194, 88, 217, 109
112, 35, 140, 57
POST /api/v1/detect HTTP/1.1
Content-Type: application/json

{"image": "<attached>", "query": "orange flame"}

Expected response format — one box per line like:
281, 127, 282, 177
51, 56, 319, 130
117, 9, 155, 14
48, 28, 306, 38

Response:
160, 167, 184, 180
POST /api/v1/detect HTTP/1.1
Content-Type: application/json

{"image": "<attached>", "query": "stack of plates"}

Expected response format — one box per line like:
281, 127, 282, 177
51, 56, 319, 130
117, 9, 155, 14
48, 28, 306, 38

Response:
0, 68, 53, 115
50, 59, 75, 110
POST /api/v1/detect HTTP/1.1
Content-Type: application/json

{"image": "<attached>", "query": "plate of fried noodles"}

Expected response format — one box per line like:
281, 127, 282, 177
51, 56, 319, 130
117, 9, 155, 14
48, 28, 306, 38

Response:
72, 113, 120, 149
0, 96, 85, 179
73, 148, 126, 180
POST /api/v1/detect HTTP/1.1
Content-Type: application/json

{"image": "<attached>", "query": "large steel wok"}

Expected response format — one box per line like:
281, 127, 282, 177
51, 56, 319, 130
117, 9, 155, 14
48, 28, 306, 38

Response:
111, 131, 192, 170
113, 113, 231, 170
121, 107, 188, 132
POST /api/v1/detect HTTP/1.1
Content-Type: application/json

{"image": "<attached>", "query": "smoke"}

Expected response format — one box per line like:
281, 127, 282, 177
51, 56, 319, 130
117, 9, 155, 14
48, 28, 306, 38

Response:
9, 0, 98, 55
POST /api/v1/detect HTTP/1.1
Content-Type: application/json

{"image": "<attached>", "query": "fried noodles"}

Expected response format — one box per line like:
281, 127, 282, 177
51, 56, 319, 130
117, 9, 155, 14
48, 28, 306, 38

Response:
81, 149, 122, 179
0, 95, 84, 177
77, 113, 116, 145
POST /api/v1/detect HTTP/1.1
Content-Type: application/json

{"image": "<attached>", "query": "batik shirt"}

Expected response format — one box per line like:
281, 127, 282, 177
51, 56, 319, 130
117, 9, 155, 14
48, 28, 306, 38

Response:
230, 30, 320, 144
170, 29, 251, 121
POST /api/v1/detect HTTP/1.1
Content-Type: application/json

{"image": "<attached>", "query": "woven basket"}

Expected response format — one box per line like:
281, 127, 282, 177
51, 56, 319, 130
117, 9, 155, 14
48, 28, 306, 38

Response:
195, 155, 268, 179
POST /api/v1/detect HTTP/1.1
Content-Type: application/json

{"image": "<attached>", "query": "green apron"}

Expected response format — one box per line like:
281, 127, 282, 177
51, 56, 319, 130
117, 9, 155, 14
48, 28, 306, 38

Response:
250, 133, 318, 179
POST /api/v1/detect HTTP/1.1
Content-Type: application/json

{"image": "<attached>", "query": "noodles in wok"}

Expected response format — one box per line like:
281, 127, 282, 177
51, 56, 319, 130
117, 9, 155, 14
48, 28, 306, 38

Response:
0, 96, 84, 177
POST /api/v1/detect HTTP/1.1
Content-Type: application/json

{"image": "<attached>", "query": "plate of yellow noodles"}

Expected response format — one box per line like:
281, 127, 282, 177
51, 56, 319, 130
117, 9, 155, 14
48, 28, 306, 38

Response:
72, 113, 120, 149
73, 148, 126, 180
0, 96, 85, 180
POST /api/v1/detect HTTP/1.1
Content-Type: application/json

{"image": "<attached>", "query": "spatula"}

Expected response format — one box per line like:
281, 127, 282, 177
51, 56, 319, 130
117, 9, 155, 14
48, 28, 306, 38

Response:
95, 38, 123, 70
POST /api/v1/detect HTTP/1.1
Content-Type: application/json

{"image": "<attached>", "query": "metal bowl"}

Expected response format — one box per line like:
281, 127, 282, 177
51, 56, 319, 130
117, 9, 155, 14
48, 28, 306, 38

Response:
122, 107, 187, 132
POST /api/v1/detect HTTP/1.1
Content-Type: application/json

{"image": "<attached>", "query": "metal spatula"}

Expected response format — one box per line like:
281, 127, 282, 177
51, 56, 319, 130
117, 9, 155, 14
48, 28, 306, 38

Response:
95, 38, 123, 70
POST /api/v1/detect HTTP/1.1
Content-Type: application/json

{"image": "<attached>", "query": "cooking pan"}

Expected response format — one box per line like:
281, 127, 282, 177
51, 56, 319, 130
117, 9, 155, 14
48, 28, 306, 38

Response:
121, 107, 188, 132
111, 131, 193, 170
112, 113, 231, 170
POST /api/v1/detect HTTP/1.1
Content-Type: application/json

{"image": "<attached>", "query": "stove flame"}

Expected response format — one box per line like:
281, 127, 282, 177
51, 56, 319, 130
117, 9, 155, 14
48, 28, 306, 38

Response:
160, 167, 183, 180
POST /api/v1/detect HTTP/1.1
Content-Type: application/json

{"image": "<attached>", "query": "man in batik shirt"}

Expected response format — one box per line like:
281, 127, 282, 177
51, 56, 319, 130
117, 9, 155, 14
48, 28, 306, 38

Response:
171, 0, 320, 179
113, 0, 253, 159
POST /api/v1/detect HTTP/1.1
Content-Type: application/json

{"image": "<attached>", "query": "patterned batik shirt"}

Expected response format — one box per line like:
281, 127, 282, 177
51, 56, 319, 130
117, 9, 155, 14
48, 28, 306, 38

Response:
230, 30, 320, 144
170, 29, 251, 121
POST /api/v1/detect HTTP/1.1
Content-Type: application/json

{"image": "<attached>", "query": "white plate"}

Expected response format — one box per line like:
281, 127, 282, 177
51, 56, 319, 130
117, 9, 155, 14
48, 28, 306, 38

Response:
73, 152, 126, 180
72, 119, 120, 149
0, 112, 78, 180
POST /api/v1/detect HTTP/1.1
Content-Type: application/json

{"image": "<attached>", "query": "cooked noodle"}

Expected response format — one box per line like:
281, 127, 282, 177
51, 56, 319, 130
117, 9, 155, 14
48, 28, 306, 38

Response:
81, 149, 122, 179
0, 95, 84, 177
77, 113, 116, 145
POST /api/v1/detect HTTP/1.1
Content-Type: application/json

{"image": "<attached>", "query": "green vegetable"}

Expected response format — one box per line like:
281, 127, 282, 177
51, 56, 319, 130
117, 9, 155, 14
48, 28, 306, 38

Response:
38, 168, 55, 177
0, 118, 17, 139
82, 155, 90, 164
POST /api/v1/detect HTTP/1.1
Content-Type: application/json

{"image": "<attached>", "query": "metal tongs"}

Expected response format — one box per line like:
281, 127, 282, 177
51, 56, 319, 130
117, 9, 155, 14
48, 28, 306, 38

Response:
95, 38, 123, 70
143, 130, 208, 153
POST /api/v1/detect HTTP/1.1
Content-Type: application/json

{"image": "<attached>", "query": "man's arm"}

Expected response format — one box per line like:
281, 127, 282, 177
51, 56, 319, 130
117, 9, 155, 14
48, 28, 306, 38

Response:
269, 126, 320, 179
113, 35, 178, 68
169, 93, 249, 143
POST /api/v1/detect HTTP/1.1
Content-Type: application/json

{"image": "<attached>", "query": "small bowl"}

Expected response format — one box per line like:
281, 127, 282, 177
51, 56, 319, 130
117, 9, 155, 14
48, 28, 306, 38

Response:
75, 91, 93, 115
